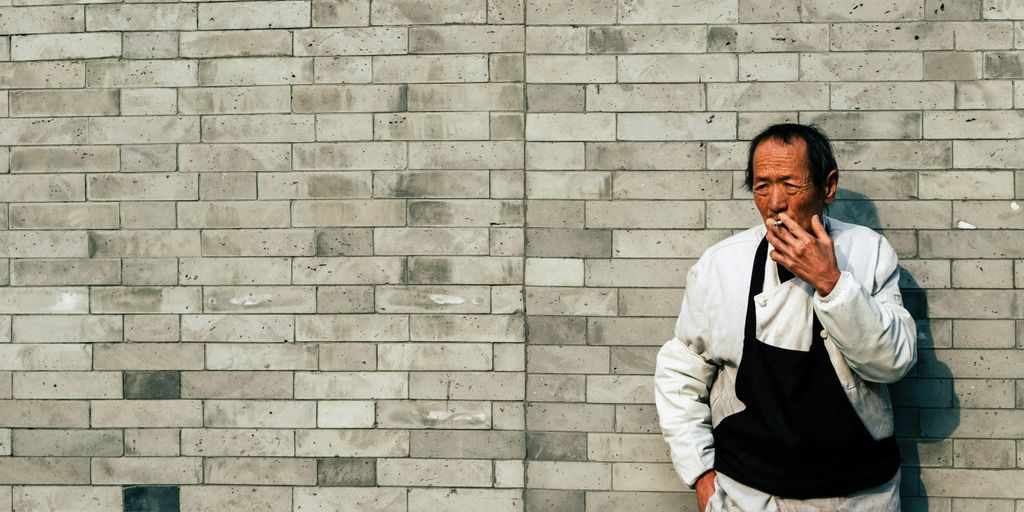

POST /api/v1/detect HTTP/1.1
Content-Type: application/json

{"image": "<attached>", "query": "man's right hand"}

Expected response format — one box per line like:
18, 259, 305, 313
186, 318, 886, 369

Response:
695, 470, 717, 512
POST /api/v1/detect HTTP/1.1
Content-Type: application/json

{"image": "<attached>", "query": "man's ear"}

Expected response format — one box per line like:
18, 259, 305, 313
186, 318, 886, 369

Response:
823, 169, 838, 205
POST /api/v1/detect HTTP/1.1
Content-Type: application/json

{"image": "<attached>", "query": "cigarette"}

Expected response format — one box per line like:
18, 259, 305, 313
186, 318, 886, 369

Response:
773, 220, 783, 227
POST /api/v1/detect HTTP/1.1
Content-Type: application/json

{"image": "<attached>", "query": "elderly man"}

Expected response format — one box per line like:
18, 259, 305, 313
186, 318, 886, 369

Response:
654, 124, 916, 511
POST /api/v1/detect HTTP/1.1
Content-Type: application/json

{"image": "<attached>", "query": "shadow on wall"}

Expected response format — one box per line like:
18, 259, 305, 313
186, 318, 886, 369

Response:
829, 190, 960, 509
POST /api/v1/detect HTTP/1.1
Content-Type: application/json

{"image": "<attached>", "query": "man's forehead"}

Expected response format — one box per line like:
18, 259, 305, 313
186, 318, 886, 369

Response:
752, 137, 811, 178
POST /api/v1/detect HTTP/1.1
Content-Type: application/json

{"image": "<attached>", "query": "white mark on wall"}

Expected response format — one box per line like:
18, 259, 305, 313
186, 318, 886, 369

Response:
230, 294, 273, 306
957, 220, 977, 230
429, 294, 465, 305
52, 291, 83, 312
1011, 201, 1020, 212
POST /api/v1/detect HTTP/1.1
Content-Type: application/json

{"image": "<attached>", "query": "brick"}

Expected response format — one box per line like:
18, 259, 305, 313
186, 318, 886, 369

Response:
11, 32, 119, 60
13, 486, 122, 512
589, 26, 705, 54
179, 486, 291, 512
92, 400, 202, 428
711, 24, 828, 52
926, 0, 982, 19
296, 312, 407, 340
738, 53, 799, 81
377, 400, 491, 429
0, 61, 83, 89
832, 81, 955, 109
199, 57, 313, 86
318, 458, 376, 486
181, 144, 290, 173
178, 86, 290, 114
526, 0, 615, 24
618, 112, 735, 141
409, 25, 523, 53
293, 487, 406, 511
800, 111, 922, 139
13, 371, 120, 399
618, 0, 737, 23
407, 256, 522, 285
295, 429, 409, 457
525, 490, 585, 512
526, 27, 588, 54
959, 80, 1013, 108
378, 458, 492, 487
12, 429, 122, 457
618, 54, 737, 82
0, 118, 87, 145
529, 374, 584, 402
408, 199, 522, 226
803, 52, 923, 80
205, 457, 315, 485
181, 429, 293, 457
372, 0, 485, 24
526, 55, 616, 83
87, 60, 197, 88
182, 371, 292, 399
527, 461, 611, 490
294, 28, 406, 56
0, 286, 90, 314
409, 489, 522, 511
123, 32, 179, 59
0, 457, 89, 485
955, 379, 1015, 408
295, 372, 406, 399
708, 82, 828, 110
201, 229, 315, 257
204, 401, 315, 428
9, 89, 117, 117
320, 343, 376, 371
926, 110, 1024, 138
920, 469, 1024, 498
378, 343, 492, 371
410, 372, 524, 400
87, 3, 195, 30
0, 345, 91, 371
10, 258, 118, 287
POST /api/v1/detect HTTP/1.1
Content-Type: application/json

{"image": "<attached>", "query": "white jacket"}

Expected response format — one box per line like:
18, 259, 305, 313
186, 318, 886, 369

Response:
654, 217, 917, 488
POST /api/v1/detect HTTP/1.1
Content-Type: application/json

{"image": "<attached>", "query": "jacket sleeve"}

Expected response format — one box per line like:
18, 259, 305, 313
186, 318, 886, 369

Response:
654, 261, 719, 488
813, 235, 917, 383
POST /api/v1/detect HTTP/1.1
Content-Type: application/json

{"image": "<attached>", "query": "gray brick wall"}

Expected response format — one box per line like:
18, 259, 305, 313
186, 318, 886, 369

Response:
0, 0, 1020, 510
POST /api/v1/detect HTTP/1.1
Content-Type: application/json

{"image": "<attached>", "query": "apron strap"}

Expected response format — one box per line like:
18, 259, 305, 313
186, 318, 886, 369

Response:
744, 237, 770, 341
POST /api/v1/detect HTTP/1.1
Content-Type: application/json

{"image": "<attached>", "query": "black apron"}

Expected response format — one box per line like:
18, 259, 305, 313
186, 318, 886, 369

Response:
712, 236, 900, 499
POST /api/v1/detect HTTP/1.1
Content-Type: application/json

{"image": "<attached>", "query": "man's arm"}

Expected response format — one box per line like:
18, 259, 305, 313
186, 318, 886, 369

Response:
813, 235, 917, 383
654, 262, 719, 488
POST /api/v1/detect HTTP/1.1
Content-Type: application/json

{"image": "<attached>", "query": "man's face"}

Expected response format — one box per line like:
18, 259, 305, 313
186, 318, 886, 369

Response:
751, 137, 837, 233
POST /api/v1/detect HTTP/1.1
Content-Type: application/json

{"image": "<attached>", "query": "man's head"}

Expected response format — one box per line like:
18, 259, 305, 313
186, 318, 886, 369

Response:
745, 123, 839, 232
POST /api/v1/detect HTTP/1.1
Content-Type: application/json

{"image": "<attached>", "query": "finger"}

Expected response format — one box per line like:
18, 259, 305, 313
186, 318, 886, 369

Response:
811, 214, 829, 241
766, 229, 786, 251
778, 212, 811, 240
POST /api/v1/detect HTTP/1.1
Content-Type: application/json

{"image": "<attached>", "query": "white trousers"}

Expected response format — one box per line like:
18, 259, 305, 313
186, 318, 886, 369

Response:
706, 469, 901, 512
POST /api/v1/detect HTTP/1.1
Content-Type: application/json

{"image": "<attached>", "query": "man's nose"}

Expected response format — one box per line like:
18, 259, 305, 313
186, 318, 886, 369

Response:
767, 187, 787, 212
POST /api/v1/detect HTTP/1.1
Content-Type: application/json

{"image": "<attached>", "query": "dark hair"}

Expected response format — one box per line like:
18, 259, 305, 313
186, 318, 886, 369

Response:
744, 123, 837, 191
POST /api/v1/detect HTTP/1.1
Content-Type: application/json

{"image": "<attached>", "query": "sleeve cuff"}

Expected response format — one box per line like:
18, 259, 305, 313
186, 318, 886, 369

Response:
815, 270, 852, 305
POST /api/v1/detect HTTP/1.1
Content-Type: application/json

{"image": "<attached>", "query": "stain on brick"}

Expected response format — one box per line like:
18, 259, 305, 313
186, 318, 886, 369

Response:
524, 489, 585, 512
408, 257, 452, 284
317, 458, 376, 486
527, 432, 587, 461
708, 26, 738, 51
588, 28, 628, 53
124, 371, 181, 399
315, 228, 373, 256
123, 486, 179, 512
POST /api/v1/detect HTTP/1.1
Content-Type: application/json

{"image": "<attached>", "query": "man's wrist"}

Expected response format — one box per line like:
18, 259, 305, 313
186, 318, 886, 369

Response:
815, 268, 842, 296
